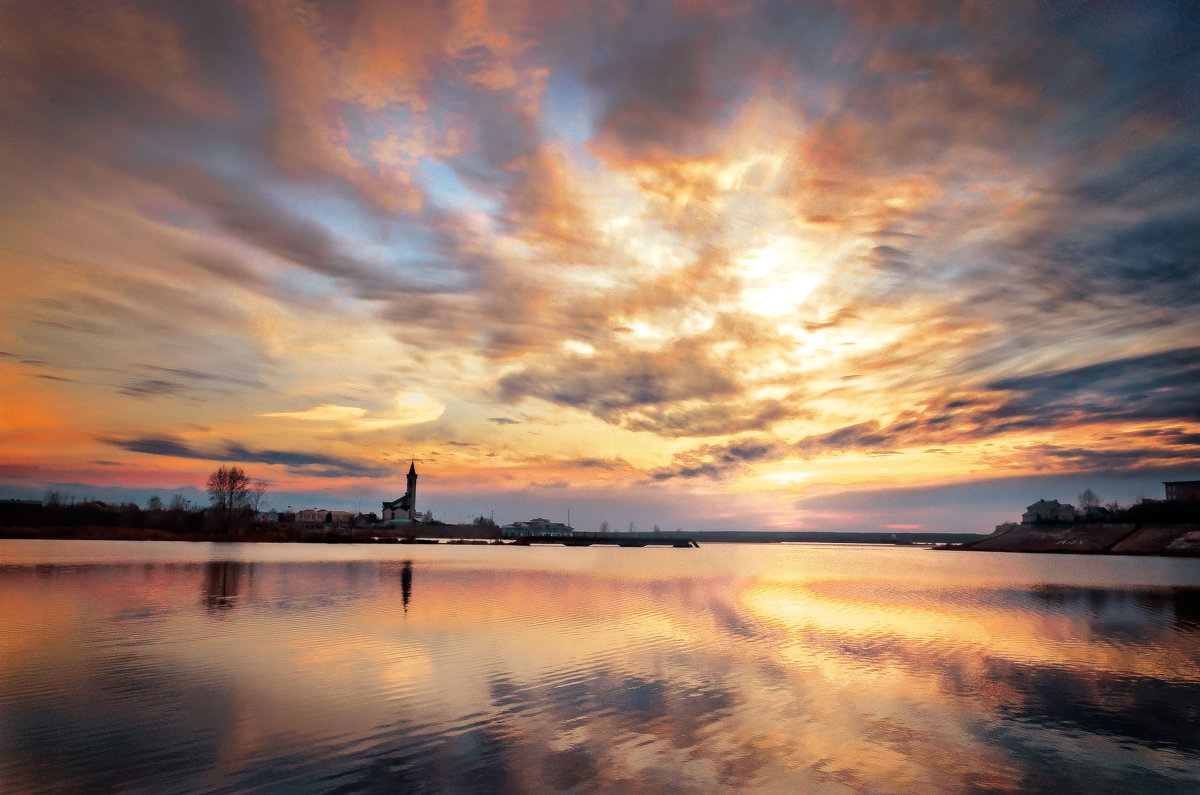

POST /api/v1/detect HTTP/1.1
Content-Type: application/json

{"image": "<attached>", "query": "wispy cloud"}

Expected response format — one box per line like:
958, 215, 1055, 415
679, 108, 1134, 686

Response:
107, 436, 386, 479
3, 1, 1198, 528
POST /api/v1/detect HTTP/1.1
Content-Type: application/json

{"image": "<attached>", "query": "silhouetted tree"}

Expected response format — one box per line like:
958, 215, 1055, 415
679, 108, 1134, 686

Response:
1078, 488, 1100, 514
207, 465, 254, 536
147, 495, 162, 510
248, 480, 269, 513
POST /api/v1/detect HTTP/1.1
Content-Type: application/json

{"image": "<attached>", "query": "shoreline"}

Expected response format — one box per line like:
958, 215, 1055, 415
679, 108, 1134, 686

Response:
0, 526, 983, 546
937, 522, 1200, 557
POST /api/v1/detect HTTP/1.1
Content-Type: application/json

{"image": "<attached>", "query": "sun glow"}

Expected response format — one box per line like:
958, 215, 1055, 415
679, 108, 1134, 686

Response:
736, 238, 824, 318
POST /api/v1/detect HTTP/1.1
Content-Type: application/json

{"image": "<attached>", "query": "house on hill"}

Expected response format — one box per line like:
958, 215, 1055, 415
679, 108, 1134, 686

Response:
1021, 499, 1075, 524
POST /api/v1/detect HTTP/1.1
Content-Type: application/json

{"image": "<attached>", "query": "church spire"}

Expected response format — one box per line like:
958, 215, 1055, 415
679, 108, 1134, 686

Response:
405, 460, 418, 521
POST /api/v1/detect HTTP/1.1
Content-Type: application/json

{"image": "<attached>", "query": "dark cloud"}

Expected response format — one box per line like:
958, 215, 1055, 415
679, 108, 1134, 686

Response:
588, 31, 724, 161
154, 165, 479, 297
867, 245, 914, 273
793, 421, 899, 458
116, 365, 263, 400
119, 379, 186, 398
525, 480, 568, 490
488, 417, 520, 425
622, 398, 796, 439
784, 347, 1200, 461
115, 437, 196, 459
498, 347, 739, 423
568, 457, 629, 471
139, 365, 263, 390
651, 436, 789, 481
107, 436, 385, 478
1012, 443, 1200, 472
988, 346, 1200, 426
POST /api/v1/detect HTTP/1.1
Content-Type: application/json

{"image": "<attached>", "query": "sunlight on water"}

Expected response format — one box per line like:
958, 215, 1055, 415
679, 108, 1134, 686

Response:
1, 540, 1198, 792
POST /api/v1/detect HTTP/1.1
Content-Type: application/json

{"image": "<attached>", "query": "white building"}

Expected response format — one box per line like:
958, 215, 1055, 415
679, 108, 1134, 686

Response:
1021, 499, 1075, 524
501, 518, 574, 538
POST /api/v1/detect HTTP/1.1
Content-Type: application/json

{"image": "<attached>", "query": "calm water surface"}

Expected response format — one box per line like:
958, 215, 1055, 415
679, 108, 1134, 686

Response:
1, 540, 1198, 793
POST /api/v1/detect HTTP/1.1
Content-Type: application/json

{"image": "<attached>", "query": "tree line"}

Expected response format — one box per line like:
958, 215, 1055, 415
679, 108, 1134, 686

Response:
1, 466, 271, 536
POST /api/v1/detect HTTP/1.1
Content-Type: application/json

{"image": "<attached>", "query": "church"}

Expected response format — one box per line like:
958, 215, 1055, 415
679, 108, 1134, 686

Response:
381, 461, 418, 522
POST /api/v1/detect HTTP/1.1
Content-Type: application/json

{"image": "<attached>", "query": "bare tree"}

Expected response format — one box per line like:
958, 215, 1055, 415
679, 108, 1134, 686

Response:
1078, 488, 1100, 516
248, 480, 269, 513
207, 465, 254, 536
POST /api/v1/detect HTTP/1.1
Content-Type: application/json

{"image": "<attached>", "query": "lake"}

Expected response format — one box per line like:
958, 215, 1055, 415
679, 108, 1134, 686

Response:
1, 540, 1198, 793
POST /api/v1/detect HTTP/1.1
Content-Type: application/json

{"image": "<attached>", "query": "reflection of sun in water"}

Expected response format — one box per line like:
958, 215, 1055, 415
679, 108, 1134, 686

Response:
737, 238, 823, 318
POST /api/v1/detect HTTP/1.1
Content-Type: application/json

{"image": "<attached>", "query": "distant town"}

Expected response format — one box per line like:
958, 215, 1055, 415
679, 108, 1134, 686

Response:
940, 480, 1200, 556
2, 466, 1197, 554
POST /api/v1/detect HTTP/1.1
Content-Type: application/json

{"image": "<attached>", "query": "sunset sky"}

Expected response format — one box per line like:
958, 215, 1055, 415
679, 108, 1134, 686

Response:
2, 0, 1198, 533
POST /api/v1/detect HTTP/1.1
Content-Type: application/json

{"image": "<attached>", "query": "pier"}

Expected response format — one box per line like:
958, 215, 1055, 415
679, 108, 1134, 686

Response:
515, 531, 698, 548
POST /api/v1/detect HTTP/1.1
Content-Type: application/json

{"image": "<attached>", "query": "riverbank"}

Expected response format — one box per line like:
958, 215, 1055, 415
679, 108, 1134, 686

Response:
1, 525, 986, 546
943, 522, 1200, 556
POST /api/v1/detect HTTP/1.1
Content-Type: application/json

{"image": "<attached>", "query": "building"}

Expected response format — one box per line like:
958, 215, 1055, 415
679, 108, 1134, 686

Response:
296, 509, 353, 524
501, 518, 574, 538
382, 461, 419, 522
1164, 480, 1200, 501
1021, 499, 1075, 524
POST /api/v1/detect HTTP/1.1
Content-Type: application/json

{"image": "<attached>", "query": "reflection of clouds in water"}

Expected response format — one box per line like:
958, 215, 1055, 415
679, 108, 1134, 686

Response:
743, 577, 1200, 768
1, 552, 1198, 792
742, 579, 1200, 680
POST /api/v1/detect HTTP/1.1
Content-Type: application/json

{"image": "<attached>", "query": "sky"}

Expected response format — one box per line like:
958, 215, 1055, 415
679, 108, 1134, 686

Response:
1, 0, 1198, 533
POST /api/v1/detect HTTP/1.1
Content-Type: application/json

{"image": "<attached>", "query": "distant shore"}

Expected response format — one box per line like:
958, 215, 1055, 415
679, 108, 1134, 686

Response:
939, 522, 1200, 557
0, 525, 985, 546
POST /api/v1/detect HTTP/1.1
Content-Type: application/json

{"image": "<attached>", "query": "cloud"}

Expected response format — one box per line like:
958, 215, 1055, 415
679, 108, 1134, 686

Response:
588, 31, 725, 163
651, 436, 789, 481
5, 0, 1200, 527
498, 345, 741, 433
987, 346, 1200, 427
261, 405, 370, 422
119, 379, 187, 398
107, 436, 386, 478
140, 366, 263, 390
259, 393, 445, 430
784, 347, 1200, 461
116, 365, 265, 400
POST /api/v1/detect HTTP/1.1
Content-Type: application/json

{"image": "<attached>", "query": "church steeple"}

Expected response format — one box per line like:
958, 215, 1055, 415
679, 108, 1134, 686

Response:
381, 460, 420, 523
405, 460, 418, 520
